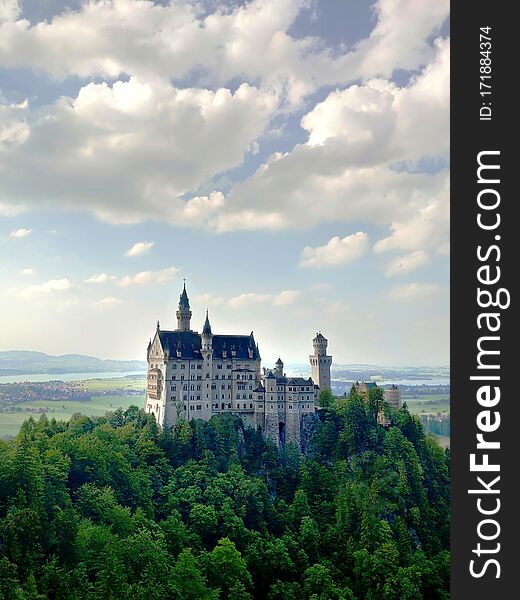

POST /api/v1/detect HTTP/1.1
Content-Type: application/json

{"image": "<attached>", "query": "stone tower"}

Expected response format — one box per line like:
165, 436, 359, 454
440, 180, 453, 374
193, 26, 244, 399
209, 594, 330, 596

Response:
176, 281, 192, 331
309, 332, 332, 391
275, 358, 284, 377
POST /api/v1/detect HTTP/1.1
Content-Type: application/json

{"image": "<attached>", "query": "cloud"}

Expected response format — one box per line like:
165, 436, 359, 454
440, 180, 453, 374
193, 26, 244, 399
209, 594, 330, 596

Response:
124, 241, 154, 257
209, 39, 449, 246
0, 78, 276, 225
300, 232, 369, 268
9, 227, 32, 238
85, 273, 111, 284
388, 282, 439, 303
0, 4, 449, 241
384, 250, 429, 277
0, 0, 448, 104
117, 266, 179, 287
96, 296, 122, 307
0, 0, 19, 23
16, 278, 74, 298
20, 267, 35, 276
228, 290, 300, 308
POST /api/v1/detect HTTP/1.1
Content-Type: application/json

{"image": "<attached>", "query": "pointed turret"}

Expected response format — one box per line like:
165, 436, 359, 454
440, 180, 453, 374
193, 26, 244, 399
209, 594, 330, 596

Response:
201, 310, 213, 351
202, 310, 212, 335
176, 280, 192, 331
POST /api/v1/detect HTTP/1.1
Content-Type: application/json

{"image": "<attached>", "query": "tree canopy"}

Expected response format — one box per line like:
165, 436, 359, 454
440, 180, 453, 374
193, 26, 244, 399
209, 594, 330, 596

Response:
0, 394, 450, 599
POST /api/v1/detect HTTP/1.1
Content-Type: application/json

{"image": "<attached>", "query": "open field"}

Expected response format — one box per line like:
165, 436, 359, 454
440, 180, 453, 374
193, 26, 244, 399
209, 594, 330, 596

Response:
0, 392, 145, 438
406, 400, 450, 416
0, 394, 143, 437
81, 376, 147, 392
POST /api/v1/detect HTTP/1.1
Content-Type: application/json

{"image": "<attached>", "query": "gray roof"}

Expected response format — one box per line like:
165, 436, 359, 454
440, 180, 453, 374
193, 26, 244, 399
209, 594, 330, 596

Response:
178, 283, 190, 311
202, 311, 212, 335
287, 377, 314, 386
157, 329, 259, 360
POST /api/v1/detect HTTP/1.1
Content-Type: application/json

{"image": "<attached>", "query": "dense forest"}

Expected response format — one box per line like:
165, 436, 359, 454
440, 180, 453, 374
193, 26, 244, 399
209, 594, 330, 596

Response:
0, 388, 450, 599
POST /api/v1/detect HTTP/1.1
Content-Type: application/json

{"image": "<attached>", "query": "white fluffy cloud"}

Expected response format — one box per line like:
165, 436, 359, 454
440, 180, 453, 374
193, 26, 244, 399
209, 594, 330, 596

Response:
227, 290, 300, 308
117, 266, 179, 287
0, 78, 276, 225
14, 278, 74, 298
96, 296, 123, 307
389, 282, 439, 303
124, 241, 154, 257
85, 273, 112, 284
384, 250, 429, 277
20, 267, 35, 276
9, 227, 31, 238
300, 232, 369, 269
0, 0, 448, 104
0, 3, 449, 246
210, 38, 449, 254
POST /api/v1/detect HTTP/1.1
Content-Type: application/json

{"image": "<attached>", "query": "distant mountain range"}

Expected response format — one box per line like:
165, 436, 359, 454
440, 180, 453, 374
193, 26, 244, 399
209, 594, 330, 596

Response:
0, 351, 147, 376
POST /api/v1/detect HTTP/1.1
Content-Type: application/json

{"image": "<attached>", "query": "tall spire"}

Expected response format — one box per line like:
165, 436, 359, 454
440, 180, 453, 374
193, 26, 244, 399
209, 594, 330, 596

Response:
202, 309, 212, 335
176, 280, 192, 331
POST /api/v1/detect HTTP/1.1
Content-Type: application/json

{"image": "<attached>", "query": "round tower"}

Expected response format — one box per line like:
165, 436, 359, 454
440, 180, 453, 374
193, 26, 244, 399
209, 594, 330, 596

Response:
176, 281, 192, 331
309, 332, 332, 391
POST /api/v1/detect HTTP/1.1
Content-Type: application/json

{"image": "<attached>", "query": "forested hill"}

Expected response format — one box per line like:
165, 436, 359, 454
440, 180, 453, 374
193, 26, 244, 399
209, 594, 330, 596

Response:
0, 391, 450, 599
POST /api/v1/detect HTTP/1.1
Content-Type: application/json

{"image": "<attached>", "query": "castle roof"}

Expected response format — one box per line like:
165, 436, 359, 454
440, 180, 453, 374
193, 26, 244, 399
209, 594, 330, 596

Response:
157, 329, 259, 360
313, 332, 327, 341
287, 377, 314, 386
178, 282, 190, 311
202, 310, 212, 335
275, 357, 283, 365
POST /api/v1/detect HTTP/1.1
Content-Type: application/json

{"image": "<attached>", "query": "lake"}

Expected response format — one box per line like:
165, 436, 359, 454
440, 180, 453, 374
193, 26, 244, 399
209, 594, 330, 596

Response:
0, 371, 146, 384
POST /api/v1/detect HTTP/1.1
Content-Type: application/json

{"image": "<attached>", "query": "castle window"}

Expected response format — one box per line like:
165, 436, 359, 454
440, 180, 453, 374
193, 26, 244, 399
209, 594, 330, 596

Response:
289, 405, 292, 409
181, 364, 186, 370
237, 403, 240, 409
197, 395, 201, 401
183, 385, 187, 391
181, 375, 185, 381
172, 375, 176, 381
173, 364, 177, 369
250, 403, 253, 408
197, 364, 202, 369
217, 364, 223, 369
171, 385, 176, 391
249, 394, 253, 399
227, 364, 232, 369
215, 374, 219, 380
196, 405, 201, 411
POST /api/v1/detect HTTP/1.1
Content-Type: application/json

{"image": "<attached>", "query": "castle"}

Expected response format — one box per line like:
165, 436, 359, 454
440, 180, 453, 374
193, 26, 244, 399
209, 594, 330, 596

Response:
144, 282, 332, 447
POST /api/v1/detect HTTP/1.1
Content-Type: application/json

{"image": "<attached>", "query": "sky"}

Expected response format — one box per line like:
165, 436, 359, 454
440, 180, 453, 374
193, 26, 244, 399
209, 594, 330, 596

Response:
0, 0, 450, 367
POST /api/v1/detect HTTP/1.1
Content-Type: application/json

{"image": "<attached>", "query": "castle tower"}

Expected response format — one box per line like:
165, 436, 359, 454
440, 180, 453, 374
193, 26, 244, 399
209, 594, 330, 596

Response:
201, 310, 213, 350
201, 310, 213, 419
309, 332, 332, 391
176, 281, 192, 331
275, 358, 284, 377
